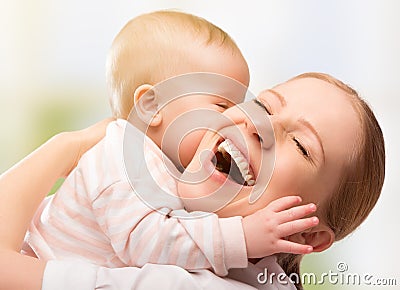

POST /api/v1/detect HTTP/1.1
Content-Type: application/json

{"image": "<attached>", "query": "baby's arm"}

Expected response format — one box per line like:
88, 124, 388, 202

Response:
242, 196, 318, 258
92, 184, 247, 276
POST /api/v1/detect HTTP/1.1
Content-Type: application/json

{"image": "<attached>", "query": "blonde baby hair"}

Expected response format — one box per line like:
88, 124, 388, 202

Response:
106, 10, 243, 119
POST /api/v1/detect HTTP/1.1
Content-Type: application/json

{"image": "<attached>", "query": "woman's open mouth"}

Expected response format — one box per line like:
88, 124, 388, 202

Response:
211, 139, 255, 186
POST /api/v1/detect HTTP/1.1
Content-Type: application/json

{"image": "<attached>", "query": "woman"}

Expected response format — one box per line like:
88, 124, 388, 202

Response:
0, 73, 385, 289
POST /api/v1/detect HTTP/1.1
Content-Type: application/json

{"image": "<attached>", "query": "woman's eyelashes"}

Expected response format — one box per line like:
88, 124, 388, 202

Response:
293, 137, 311, 160
215, 103, 230, 110
253, 99, 272, 115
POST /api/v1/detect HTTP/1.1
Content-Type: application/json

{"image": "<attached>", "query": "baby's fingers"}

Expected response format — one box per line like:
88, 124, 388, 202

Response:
278, 216, 319, 237
267, 196, 303, 212
276, 239, 314, 255
277, 203, 317, 224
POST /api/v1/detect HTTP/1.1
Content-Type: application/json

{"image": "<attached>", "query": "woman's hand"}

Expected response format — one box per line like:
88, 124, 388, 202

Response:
0, 118, 114, 251
61, 118, 114, 177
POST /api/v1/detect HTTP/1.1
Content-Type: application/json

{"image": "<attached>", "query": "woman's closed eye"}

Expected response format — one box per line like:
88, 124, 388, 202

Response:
253, 99, 272, 115
215, 102, 230, 110
293, 137, 311, 159
253, 98, 312, 161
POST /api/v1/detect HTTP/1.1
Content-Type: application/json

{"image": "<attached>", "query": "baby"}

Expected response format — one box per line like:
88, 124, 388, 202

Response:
23, 11, 316, 277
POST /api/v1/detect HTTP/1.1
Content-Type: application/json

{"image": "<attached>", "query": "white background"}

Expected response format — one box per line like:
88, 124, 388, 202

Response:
1, 1, 398, 289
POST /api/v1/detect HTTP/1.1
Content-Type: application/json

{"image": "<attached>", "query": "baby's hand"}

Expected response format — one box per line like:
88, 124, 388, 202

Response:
242, 196, 318, 258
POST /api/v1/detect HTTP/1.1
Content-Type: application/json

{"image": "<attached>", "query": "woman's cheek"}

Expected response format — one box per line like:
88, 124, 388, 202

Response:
178, 129, 207, 168
267, 150, 304, 197
270, 150, 320, 204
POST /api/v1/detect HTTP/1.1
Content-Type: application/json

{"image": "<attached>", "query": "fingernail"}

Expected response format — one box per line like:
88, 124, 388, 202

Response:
312, 217, 319, 224
307, 246, 313, 253
309, 203, 316, 211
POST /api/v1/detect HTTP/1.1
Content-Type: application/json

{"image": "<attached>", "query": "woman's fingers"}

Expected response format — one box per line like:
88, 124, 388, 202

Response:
66, 117, 115, 176
78, 117, 115, 147
278, 216, 319, 238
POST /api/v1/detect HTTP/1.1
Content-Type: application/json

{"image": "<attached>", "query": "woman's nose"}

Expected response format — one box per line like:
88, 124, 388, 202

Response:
238, 101, 275, 150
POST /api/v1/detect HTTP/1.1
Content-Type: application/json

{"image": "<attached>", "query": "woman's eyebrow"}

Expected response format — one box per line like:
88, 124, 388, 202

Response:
266, 88, 325, 164
298, 117, 326, 164
266, 89, 287, 107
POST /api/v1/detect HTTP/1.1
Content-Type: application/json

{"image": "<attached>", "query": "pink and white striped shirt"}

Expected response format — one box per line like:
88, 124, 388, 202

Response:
24, 120, 247, 276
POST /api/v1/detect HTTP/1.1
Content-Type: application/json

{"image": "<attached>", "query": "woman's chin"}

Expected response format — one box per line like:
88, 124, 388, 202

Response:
177, 182, 217, 200
215, 187, 265, 217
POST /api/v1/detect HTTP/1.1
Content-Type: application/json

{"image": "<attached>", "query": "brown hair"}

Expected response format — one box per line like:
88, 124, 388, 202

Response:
106, 10, 243, 119
277, 72, 385, 289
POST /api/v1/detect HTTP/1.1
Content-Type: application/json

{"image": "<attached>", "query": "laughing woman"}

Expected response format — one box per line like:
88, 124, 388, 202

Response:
0, 73, 385, 290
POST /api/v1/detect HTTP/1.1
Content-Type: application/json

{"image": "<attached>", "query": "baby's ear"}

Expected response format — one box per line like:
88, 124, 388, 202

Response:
133, 84, 162, 127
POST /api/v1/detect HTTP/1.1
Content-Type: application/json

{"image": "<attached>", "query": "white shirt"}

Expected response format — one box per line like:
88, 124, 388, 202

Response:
43, 255, 296, 290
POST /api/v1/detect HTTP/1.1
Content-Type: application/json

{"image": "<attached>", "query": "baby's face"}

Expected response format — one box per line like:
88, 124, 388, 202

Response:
158, 93, 237, 169
154, 44, 250, 170
178, 77, 361, 217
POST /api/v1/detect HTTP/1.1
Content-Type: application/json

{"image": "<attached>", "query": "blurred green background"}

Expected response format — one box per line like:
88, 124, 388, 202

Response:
1, 1, 399, 289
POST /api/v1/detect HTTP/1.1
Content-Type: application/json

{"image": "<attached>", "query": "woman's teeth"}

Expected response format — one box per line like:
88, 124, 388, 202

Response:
217, 139, 255, 186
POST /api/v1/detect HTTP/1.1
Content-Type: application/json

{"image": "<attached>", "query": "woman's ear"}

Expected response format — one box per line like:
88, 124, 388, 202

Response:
133, 84, 162, 127
288, 223, 335, 253
302, 224, 335, 252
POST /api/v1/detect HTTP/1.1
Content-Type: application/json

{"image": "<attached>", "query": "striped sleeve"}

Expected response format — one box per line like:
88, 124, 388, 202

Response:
91, 180, 247, 276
